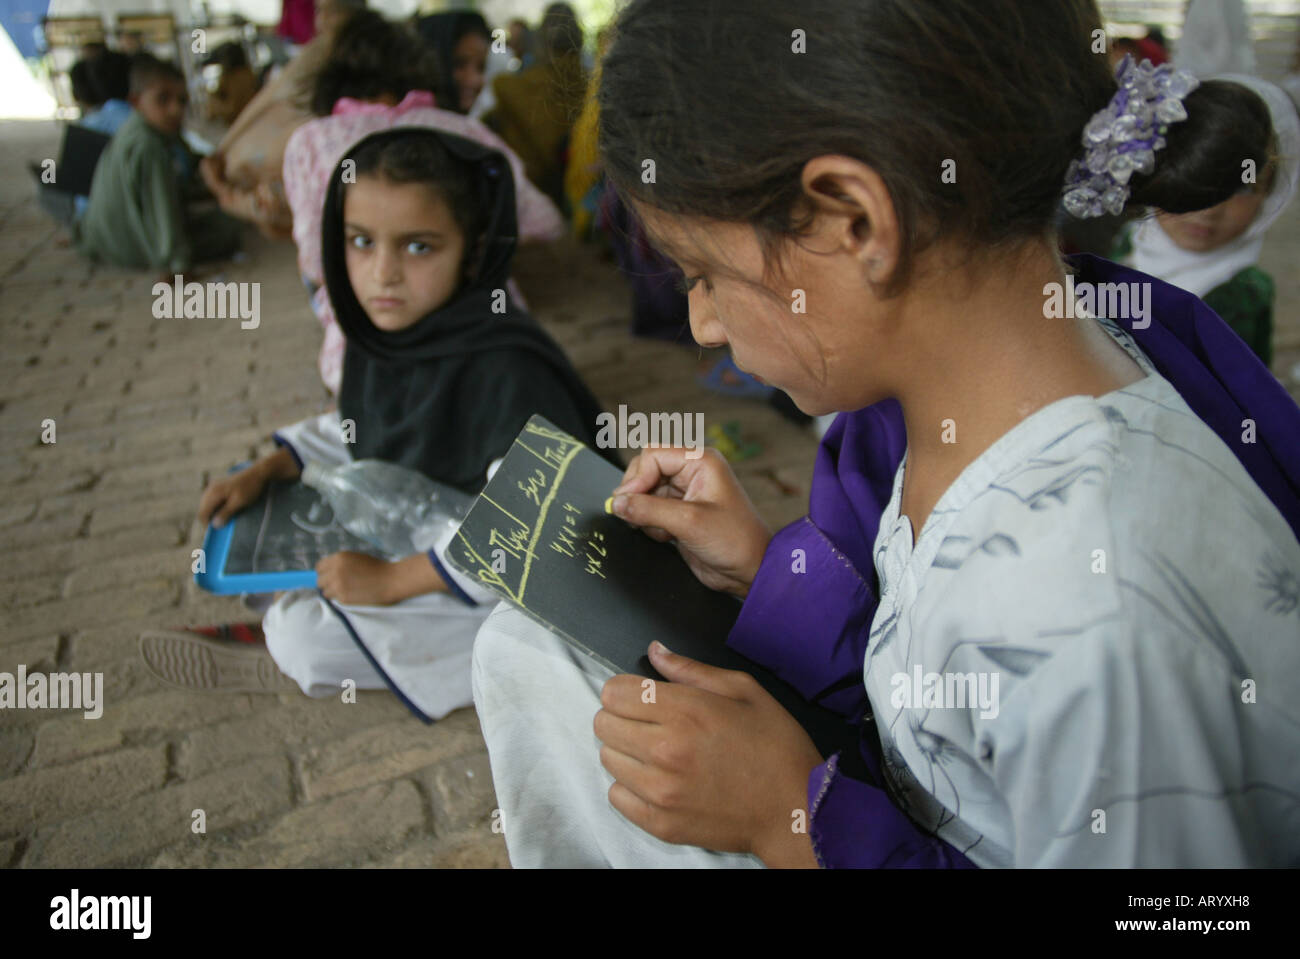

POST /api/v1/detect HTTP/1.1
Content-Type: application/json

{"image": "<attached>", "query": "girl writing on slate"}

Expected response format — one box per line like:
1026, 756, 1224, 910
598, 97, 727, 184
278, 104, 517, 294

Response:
194, 128, 606, 722
470, 0, 1300, 867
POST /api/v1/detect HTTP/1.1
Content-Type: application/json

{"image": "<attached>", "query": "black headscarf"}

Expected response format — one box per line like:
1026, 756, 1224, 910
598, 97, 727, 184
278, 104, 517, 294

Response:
322, 126, 611, 495
415, 12, 490, 114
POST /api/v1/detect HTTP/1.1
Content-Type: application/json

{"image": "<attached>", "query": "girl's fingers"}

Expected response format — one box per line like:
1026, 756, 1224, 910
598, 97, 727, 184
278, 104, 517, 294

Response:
616, 452, 643, 491
209, 493, 238, 528
611, 491, 701, 542
315, 560, 334, 598
607, 780, 664, 838
593, 706, 660, 759
613, 451, 661, 495
648, 643, 756, 701
599, 743, 663, 803
316, 552, 342, 575
197, 479, 235, 524
599, 674, 671, 722
613, 447, 697, 496
196, 491, 218, 525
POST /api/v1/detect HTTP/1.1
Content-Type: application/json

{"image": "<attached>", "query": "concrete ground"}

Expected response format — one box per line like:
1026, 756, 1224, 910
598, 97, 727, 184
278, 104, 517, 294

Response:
2, 83, 1298, 866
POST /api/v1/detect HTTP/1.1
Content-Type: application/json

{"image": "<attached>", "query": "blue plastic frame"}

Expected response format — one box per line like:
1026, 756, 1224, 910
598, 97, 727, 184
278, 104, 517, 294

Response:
193, 463, 320, 595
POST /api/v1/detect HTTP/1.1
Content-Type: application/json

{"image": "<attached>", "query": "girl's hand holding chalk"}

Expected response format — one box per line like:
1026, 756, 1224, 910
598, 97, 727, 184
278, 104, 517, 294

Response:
606, 447, 771, 598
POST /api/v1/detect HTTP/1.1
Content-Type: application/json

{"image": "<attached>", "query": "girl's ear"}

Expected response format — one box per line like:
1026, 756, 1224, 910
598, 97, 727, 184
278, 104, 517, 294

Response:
799, 155, 901, 287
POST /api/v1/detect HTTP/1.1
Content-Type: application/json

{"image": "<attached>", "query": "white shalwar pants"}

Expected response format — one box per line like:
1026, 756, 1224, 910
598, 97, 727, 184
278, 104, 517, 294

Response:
265, 587, 489, 720
263, 410, 496, 722
471, 601, 765, 868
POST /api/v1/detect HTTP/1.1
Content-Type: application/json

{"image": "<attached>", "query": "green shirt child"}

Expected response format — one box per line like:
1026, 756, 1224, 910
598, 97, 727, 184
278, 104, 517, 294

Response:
76, 55, 240, 273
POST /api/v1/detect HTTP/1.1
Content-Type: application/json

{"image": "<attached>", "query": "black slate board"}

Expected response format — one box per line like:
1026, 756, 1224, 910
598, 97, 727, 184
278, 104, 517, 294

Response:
445, 416, 851, 755
222, 480, 386, 575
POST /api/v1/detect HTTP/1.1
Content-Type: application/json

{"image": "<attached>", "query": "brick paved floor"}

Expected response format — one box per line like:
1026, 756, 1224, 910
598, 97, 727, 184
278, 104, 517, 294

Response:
1, 106, 1296, 868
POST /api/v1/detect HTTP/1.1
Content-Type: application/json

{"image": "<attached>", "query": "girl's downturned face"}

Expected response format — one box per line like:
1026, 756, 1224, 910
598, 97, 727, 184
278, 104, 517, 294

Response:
344, 176, 467, 331
1156, 188, 1268, 253
635, 202, 887, 417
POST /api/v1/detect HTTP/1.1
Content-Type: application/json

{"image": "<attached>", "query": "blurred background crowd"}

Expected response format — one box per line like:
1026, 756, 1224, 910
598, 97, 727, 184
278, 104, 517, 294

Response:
4, 0, 1300, 406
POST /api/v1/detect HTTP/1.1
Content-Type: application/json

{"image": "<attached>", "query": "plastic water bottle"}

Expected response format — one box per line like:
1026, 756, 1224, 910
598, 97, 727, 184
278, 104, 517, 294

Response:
300, 459, 475, 557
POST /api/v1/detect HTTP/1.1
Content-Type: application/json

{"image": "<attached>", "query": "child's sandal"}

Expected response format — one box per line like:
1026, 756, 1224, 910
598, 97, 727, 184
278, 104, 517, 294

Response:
138, 630, 295, 694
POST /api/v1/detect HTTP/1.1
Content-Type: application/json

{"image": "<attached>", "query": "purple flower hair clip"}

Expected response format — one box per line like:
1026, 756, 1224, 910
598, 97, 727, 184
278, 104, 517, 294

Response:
1062, 55, 1199, 219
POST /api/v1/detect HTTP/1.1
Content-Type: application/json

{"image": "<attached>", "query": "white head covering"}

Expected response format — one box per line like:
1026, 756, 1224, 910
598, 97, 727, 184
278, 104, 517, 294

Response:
1174, 0, 1256, 78
1129, 74, 1300, 298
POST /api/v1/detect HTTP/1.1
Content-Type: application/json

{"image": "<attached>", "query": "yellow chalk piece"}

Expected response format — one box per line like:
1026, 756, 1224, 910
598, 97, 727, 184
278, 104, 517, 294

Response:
604, 497, 614, 514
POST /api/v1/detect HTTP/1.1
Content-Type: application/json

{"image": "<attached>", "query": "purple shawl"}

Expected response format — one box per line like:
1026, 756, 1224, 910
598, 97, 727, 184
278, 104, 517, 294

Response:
726, 254, 1300, 868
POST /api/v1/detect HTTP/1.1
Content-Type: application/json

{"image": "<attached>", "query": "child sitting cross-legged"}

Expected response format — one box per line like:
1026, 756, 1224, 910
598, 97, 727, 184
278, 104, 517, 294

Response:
75, 54, 242, 274
181, 129, 609, 721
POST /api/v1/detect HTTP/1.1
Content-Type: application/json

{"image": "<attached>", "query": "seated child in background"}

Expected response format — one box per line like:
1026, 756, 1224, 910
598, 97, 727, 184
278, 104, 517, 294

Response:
80, 51, 133, 136
414, 11, 492, 116
36, 55, 133, 228
196, 0, 367, 240
205, 42, 260, 126
1113, 74, 1298, 368
71, 52, 134, 221
75, 54, 242, 274
69, 58, 102, 119
483, 2, 589, 209
283, 8, 562, 395
195, 128, 609, 721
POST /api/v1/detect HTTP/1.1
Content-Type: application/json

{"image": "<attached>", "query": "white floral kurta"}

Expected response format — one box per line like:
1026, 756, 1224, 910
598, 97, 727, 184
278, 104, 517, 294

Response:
864, 316, 1300, 867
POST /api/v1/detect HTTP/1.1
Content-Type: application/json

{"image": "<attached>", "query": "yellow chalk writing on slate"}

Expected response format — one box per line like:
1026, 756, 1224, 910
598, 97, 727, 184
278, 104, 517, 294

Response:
453, 423, 610, 605
517, 468, 547, 506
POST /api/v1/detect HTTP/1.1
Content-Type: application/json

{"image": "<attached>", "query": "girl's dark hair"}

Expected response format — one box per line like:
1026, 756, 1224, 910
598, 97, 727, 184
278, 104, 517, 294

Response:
89, 50, 131, 101
347, 133, 488, 278
70, 60, 100, 107
309, 10, 441, 117
598, 0, 1277, 293
414, 11, 490, 113
206, 41, 249, 71
1126, 79, 1278, 211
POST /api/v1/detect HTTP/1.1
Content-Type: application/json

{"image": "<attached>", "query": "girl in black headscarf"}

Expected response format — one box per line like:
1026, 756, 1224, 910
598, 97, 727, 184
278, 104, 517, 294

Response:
416, 11, 492, 114
198, 127, 609, 721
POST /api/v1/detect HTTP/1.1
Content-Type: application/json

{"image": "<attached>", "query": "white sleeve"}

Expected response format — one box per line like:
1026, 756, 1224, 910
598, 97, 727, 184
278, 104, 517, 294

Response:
271, 409, 350, 470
